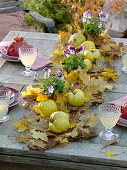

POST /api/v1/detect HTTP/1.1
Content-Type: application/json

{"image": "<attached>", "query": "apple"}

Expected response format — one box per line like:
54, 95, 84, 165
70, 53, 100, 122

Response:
90, 49, 101, 59
49, 111, 70, 133
84, 59, 92, 71
68, 33, 86, 48
7, 36, 28, 57
38, 100, 57, 117
84, 50, 94, 62
81, 41, 95, 50
121, 102, 127, 120
67, 89, 85, 107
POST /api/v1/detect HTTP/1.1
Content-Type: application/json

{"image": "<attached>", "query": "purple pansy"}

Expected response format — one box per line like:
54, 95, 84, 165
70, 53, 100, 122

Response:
43, 67, 49, 72
77, 46, 84, 54
43, 67, 51, 78
64, 49, 71, 58
99, 11, 108, 22
58, 69, 64, 77
47, 85, 54, 94
83, 10, 92, 19
34, 72, 38, 81
98, 22, 102, 28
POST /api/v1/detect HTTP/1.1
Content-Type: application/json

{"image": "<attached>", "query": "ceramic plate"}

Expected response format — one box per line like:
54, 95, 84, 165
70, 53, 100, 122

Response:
117, 117, 127, 127
5, 87, 22, 107
1, 48, 20, 62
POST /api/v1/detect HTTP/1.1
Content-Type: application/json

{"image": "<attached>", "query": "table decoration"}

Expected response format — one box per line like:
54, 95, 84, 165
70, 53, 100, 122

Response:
12, 9, 123, 151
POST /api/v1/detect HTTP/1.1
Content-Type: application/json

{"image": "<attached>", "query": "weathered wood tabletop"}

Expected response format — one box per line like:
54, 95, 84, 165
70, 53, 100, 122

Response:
0, 31, 127, 170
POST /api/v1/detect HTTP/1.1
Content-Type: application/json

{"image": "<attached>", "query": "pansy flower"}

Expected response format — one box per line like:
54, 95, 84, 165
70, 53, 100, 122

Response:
43, 67, 51, 78
47, 85, 54, 94
58, 69, 64, 78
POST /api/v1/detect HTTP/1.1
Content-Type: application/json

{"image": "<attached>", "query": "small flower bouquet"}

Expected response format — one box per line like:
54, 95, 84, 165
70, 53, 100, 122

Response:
35, 67, 66, 96
83, 10, 108, 35
62, 45, 86, 73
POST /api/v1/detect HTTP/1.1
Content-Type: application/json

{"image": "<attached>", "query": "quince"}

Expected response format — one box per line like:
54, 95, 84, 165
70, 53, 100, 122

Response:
90, 49, 101, 59
84, 50, 94, 62
38, 100, 57, 117
68, 33, 86, 48
84, 59, 92, 71
81, 41, 95, 50
67, 89, 85, 107
49, 111, 70, 133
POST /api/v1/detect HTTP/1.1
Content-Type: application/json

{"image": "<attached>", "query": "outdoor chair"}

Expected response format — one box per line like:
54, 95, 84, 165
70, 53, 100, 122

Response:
0, 0, 55, 33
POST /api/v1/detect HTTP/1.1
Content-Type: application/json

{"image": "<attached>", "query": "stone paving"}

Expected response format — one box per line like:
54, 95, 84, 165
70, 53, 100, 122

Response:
0, 12, 36, 41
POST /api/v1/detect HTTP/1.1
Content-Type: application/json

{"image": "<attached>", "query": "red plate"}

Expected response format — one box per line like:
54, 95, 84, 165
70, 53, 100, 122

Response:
6, 87, 22, 107
117, 117, 127, 127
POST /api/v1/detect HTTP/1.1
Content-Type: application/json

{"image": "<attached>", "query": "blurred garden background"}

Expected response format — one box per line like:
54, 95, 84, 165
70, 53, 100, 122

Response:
0, 0, 127, 39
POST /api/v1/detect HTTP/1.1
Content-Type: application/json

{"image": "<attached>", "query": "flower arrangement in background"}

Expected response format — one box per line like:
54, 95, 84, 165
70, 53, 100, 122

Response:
83, 10, 109, 34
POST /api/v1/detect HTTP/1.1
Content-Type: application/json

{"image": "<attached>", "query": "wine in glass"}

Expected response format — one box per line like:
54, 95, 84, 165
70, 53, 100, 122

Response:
19, 46, 37, 76
98, 103, 121, 140
121, 46, 127, 73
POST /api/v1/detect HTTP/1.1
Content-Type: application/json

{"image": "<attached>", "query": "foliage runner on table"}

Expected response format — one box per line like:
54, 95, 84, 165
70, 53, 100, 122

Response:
13, 10, 122, 151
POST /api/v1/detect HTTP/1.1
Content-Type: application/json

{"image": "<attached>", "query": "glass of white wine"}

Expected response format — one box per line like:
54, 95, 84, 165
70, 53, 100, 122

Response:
0, 88, 11, 122
98, 103, 121, 140
19, 46, 37, 76
121, 46, 127, 73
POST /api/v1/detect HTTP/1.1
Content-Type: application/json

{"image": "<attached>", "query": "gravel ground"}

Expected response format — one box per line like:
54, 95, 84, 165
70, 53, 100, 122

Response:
0, 11, 36, 41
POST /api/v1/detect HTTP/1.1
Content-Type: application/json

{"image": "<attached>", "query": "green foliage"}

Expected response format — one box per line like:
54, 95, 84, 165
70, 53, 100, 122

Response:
24, 0, 71, 32
83, 17, 102, 35
62, 54, 86, 73
38, 76, 66, 95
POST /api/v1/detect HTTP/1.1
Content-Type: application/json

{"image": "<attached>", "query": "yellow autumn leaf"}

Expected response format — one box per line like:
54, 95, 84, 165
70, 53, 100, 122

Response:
33, 105, 44, 116
65, 128, 78, 138
105, 150, 118, 157
21, 85, 41, 98
60, 138, 69, 147
54, 48, 61, 55
30, 129, 48, 142
101, 68, 119, 82
55, 92, 68, 104
36, 94, 49, 102
64, 70, 79, 83
13, 119, 29, 133
84, 91, 92, 102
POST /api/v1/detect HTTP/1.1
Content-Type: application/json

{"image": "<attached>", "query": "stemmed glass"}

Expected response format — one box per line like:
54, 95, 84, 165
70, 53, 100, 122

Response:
19, 46, 37, 76
121, 46, 127, 73
98, 103, 121, 140
0, 88, 11, 122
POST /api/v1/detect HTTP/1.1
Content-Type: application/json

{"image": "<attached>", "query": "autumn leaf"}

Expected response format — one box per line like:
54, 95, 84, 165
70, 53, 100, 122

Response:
102, 140, 118, 149
13, 119, 29, 133
105, 150, 118, 157
36, 94, 49, 102
16, 133, 31, 143
64, 70, 79, 83
33, 105, 43, 116
28, 119, 49, 131
21, 85, 41, 98
60, 138, 69, 147
92, 57, 107, 71
30, 129, 48, 142
101, 68, 119, 82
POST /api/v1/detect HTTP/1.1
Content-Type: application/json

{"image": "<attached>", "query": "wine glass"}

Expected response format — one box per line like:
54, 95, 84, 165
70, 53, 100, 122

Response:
19, 46, 37, 76
121, 46, 127, 73
0, 88, 11, 122
98, 103, 121, 140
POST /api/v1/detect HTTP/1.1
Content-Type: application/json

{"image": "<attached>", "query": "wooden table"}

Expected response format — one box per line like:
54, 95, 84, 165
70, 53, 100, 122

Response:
0, 31, 127, 170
